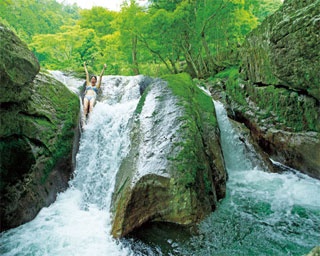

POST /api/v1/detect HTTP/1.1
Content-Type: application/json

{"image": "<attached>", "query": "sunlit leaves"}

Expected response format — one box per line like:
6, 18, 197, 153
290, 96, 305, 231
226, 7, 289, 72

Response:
30, 26, 99, 70
100, 32, 126, 74
245, 0, 282, 22
0, 0, 79, 43
1, 0, 282, 76
78, 7, 117, 37
112, 0, 147, 74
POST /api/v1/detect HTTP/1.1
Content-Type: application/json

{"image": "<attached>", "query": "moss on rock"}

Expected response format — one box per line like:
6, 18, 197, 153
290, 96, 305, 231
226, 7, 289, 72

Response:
241, 0, 320, 100
208, 0, 320, 178
0, 24, 40, 102
111, 74, 226, 238
0, 25, 80, 231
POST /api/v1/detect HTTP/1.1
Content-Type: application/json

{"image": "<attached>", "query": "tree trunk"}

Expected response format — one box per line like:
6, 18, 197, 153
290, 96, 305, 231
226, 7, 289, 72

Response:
132, 35, 139, 75
139, 36, 175, 74
181, 33, 200, 78
201, 31, 218, 76
169, 58, 178, 74
184, 52, 199, 78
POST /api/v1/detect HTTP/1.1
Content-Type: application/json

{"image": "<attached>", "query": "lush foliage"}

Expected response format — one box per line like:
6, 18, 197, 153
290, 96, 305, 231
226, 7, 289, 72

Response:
211, 67, 320, 132
1, 0, 282, 76
0, 0, 79, 43
244, 0, 282, 22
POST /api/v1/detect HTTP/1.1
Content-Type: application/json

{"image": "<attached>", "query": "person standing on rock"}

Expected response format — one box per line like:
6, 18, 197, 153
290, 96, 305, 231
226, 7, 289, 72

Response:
82, 61, 107, 126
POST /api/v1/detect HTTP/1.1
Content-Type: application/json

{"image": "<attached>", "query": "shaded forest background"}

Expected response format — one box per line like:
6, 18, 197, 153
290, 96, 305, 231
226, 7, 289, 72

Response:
0, 0, 282, 78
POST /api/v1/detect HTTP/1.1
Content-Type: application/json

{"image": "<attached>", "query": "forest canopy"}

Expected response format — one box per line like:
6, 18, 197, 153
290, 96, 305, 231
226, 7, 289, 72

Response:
0, 0, 282, 77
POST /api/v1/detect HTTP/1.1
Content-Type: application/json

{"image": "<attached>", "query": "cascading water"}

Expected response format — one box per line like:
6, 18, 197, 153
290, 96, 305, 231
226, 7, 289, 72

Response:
0, 73, 144, 256
178, 101, 320, 256
122, 98, 320, 256
1, 75, 319, 256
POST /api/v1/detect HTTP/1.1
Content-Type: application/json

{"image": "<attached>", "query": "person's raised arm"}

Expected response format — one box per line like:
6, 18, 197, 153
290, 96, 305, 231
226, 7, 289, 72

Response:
84, 62, 90, 86
97, 64, 107, 88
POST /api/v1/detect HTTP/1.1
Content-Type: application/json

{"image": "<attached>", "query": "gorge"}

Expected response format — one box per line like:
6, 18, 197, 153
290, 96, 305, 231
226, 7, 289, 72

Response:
1, 0, 319, 254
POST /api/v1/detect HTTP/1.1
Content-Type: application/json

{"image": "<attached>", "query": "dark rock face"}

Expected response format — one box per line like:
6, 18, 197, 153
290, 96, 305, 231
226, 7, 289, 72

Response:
210, 75, 320, 178
0, 25, 40, 102
241, 0, 320, 100
0, 24, 80, 231
223, 0, 320, 178
111, 74, 226, 238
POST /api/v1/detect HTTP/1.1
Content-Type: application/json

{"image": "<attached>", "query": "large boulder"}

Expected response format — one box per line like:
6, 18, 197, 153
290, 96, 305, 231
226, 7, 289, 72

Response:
0, 24, 80, 230
111, 73, 226, 238
217, 0, 320, 178
224, 81, 320, 178
241, 0, 320, 100
0, 25, 40, 102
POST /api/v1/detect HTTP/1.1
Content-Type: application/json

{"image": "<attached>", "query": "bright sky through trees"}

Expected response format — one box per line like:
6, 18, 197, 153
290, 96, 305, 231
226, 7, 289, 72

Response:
56, 0, 148, 10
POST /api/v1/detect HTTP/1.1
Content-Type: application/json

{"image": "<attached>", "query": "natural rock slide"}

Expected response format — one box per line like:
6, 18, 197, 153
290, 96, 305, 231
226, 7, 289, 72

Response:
1, 1, 319, 250
0, 24, 79, 231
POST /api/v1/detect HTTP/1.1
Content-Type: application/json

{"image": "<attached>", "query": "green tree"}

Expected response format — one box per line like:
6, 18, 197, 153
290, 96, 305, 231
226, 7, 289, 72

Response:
30, 26, 99, 70
0, 0, 282, 76
138, 7, 181, 74
148, 0, 182, 11
99, 31, 124, 74
145, 0, 257, 78
113, 0, 146, 75
78, 7, 117, 37
245, 0, 282, 22
0, 0, 79, 43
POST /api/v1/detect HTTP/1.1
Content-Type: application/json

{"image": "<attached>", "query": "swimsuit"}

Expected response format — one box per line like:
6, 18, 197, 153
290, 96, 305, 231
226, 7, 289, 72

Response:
85, 95, 96, 101
85, 86, 99, 94
84, 86, 98, 101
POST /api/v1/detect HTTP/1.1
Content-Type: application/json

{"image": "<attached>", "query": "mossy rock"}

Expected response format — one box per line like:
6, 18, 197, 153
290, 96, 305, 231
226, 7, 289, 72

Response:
241, 0, 320, 100
211, 66, 320, 178
0, 23, 40, 103
111, 73, 226, 238
0, 25, 80, 231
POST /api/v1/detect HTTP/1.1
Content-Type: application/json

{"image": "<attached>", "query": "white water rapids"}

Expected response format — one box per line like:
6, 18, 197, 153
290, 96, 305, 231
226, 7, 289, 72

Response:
1, 74, 319, 256
179, 101, 320, 256
1, 73, 143, 255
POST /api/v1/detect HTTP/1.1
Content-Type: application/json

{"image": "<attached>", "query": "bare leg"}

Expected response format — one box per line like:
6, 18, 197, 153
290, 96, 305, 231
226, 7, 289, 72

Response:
88, 98, 96, 114
82, 97, 89, 126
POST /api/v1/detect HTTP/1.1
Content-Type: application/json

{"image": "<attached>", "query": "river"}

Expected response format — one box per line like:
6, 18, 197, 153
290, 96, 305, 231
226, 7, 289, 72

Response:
1, 74, 319, 256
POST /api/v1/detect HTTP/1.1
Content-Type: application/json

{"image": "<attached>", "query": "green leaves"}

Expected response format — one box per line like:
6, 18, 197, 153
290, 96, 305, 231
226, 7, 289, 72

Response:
0, 0, 79, 43
30, 26, 99, 71
78, 7, 116, 37
2, 0, 282, 76
245, 0, 282, 22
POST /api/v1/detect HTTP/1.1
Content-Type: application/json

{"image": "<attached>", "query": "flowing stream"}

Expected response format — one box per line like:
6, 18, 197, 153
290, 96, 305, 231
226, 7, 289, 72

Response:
181, 101, 320, 255
1, 73, 142, 255
125, 100, 320, 256
1, 75, 319, 256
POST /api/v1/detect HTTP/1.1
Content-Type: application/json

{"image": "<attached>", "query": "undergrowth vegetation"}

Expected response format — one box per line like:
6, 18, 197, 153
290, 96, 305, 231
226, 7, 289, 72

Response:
210, 67, 319, 132
163, 73, 217, 188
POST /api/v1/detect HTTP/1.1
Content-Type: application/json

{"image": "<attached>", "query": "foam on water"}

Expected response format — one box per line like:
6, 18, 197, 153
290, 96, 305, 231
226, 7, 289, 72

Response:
180, 101, 320, 256
0, 74, 145, 256
1, 77, 319, 256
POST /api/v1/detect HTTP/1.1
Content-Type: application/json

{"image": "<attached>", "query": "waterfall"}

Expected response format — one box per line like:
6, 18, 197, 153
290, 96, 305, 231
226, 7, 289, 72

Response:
1, 75, 319, 256
0, 73, 144, 256
179, 101, 320, 256
49, 70, 84, 94
122, 94, 320, 256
